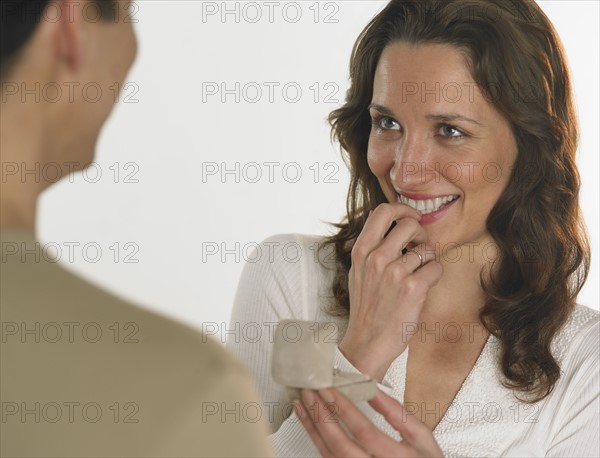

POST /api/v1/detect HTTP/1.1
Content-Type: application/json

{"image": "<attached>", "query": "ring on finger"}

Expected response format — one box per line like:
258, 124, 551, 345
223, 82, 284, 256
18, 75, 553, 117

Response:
406, 248, 424, 268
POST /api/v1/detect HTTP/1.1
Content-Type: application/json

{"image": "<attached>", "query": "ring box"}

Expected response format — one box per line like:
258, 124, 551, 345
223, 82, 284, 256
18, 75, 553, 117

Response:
272, 320, 378, 401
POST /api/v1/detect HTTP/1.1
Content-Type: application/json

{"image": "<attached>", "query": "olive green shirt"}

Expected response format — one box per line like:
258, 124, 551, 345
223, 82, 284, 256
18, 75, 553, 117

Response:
1, 229, 272, 457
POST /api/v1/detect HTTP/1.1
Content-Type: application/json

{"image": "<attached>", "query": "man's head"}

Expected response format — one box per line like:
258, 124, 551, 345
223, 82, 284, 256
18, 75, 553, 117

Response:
1, 0, 137, 170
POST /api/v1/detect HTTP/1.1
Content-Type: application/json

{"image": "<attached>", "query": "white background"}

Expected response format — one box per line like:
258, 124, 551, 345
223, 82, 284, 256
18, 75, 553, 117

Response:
39, 1, 600, 334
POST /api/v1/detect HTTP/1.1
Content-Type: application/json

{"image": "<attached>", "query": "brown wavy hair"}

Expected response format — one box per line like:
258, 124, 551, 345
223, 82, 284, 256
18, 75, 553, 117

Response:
320, 0, 590, 402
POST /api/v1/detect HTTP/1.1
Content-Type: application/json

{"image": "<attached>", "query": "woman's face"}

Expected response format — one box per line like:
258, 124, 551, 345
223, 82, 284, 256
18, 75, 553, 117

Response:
368, 41, 518, 252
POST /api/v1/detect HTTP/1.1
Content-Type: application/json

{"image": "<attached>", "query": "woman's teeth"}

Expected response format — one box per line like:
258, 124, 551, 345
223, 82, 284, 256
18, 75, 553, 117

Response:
398, 194, 459, 214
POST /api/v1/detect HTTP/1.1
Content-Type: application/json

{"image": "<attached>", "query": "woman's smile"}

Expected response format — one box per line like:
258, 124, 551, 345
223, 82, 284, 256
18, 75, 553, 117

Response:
397, 192, 460, 224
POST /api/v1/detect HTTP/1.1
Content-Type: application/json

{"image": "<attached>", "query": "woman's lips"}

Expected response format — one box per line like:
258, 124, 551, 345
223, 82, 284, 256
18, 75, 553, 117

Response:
397, 193, 460, 224
419, 196, 459, 224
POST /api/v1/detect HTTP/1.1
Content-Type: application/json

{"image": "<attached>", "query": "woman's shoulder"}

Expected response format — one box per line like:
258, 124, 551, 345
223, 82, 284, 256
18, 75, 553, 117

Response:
553, 304, 599, 364
249, 233, 335, 273
562, 304, 598, 342
257, 232, 324, 249
234, 233, 337, 319
257, 232, 330, 250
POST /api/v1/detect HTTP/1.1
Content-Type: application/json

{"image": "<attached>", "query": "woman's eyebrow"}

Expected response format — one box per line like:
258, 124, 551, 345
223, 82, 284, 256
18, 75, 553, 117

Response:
369, 105, 484, 127
426, 113, 483, 126
368, 103, 396, 117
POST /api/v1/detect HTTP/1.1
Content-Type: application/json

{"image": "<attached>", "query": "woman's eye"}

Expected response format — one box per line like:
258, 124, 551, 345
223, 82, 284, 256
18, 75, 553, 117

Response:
373, 116, 400, 131
439, 124, 464, 138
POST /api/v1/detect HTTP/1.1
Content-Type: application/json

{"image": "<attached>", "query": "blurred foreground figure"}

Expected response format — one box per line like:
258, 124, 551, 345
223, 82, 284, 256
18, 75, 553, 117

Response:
0, 1, 272, 456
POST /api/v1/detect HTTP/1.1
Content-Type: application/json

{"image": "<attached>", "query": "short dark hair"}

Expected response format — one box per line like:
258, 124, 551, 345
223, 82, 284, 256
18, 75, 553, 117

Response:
0, 0, 117, 80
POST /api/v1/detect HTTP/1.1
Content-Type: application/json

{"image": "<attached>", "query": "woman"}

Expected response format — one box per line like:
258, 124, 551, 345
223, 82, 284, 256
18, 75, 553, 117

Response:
228, 0, 598, 456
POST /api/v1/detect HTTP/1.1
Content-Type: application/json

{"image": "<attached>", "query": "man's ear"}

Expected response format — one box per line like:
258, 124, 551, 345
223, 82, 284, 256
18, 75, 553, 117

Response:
53, 0, 85, 74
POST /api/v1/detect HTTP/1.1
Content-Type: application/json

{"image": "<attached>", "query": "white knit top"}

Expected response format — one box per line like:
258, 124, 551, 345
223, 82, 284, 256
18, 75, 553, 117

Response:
227, 234, 599, 457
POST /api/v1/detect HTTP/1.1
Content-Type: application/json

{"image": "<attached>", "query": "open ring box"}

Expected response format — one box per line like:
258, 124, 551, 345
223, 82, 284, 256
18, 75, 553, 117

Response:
271, 320, 378, 401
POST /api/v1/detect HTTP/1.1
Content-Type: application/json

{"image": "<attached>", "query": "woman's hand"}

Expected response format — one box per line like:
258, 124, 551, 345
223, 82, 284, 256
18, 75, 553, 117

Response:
339, 203, 443, 381
296, 388, 444, 458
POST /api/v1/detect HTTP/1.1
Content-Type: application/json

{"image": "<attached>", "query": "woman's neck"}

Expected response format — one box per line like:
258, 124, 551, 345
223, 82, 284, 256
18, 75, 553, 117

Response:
421, 241, 494, 325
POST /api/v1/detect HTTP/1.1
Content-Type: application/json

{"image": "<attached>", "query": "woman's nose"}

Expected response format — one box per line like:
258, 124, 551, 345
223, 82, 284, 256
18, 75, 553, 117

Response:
389, 135, 437, 188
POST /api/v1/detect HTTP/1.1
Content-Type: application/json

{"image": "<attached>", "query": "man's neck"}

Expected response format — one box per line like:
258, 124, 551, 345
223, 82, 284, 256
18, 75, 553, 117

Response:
0, 198, 37, 232
0, 102, 47, 232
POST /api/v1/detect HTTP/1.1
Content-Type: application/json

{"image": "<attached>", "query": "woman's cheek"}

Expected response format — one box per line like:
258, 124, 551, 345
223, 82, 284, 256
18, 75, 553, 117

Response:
367, 147, 390, 178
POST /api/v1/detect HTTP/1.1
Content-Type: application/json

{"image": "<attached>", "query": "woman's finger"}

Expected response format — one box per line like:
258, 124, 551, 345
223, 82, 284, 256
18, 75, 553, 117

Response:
353, 204, 422, 261
318, 388, 417, 458
373, 217, 429, 264
385, 251, 443, 291
368, 391, 442, 455
300, 390, 370, 458
294, 399, 334, 458
385, 240, 437, 275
